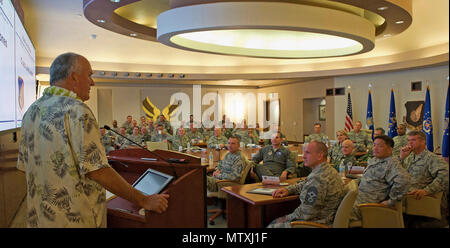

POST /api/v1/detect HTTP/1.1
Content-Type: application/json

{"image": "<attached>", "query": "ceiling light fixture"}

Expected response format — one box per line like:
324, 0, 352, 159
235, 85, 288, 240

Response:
157, 2, 375, 59
377, 6, 389, 11
395, 20, 404, 24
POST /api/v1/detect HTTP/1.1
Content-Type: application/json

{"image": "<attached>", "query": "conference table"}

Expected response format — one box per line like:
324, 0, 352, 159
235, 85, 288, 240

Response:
221, 175, 361, 228
222, 178, 302, 228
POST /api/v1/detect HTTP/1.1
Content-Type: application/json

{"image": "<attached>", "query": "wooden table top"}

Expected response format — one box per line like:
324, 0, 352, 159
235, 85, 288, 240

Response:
221, 178, 302, 206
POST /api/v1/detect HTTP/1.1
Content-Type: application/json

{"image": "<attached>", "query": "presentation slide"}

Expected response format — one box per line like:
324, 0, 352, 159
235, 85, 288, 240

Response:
0, 0, 16, 132
15, 12, 36, 127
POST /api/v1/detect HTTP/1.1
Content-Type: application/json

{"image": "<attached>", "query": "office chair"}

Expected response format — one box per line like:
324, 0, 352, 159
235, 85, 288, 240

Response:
358, 200, 405, 228
207, 156, 252, 225
290, 182, 358, 228
404, 192, 443, 220
288, 150, 299, 179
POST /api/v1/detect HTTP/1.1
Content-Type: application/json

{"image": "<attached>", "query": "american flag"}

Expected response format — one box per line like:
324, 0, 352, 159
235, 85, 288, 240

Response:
345, 92, 354, 132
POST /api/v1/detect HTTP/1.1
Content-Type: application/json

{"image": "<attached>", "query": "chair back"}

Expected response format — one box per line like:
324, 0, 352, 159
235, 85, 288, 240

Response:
238, 154, 252, 185
146, 141, 168, 151
333, 188, 358, 228
359, 200, 404, 228
405, 192, 443, 220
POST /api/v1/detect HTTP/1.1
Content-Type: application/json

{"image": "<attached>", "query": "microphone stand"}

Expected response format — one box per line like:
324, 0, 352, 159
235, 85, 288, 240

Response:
104, 125, 178, 178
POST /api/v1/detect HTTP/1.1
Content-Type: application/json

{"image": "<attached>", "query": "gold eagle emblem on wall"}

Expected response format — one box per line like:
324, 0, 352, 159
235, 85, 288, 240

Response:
142, 97, 180, 122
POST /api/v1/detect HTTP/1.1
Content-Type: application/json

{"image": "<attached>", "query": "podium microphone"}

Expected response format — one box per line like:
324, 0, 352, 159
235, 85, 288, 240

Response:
104, 125, 167, 164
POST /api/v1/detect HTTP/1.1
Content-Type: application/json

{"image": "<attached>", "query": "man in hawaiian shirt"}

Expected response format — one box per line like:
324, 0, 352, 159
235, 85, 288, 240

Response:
17, 53, 169, 227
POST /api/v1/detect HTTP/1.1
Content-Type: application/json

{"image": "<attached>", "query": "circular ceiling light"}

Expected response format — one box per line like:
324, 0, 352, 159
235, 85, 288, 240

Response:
157, 2, 375, 59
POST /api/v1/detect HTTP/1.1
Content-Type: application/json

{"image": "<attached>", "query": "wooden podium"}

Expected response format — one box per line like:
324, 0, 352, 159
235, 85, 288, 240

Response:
106, 148, 207, 228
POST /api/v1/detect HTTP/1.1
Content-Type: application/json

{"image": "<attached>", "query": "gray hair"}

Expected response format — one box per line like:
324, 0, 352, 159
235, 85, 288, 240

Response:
49, 52, 82, 85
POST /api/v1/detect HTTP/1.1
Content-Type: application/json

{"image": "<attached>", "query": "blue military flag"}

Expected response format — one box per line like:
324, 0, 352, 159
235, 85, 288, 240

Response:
442, 84, 449, 158
388, 89, 398, 138
422, 86, 434, 152
366, 90, 374, 140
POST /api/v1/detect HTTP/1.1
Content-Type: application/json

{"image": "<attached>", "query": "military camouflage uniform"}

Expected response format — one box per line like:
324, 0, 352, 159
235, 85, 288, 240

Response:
115, 135, 128, 149
223, 128, 234, 139
141, 133, 151, 142
392, 135, 408, 157
155, 119, 172, 134
350, 156, 410, 221
150, 132, 173, 143
328, 142, 344, 167
207, 151, 245, 192
101, 134, 115, 154
239, 132, 258, 146
401, 149, 449, 227
335, 155, 358, 172
202, 129, 214, 142
305, 133, 328, 143
252, 145, 296, 180
348, 130, 373, 152
186, 130, 204, 142
232, 128, 248, 139
124, 133, 143, 146
121, 121, 132, 132
207, 135, 228, 149
401, 149, 449, 194
171, 134, 190, 151
268, 163, 345, 227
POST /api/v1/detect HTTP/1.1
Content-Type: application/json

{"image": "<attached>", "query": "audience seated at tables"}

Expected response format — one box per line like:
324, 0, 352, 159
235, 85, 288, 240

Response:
348, 121, 373, 153
115, 127, 128, 149
250, 132, 296, 182
125, 126, 143, 146
121, 115, 133, 133
171, 127, 190, 151
186, 123, 205, 143
328, 129, 348, 167
393, 123, 408, 157
100, 127, 115, 154
268, 141, 345, 228
349, 135, 410, 222
155, 114, 173, 135
139, 115, 148, 129
305, 123, 328, 144
262, 124, 288, 146
334, 139, 359, 172
140, 126, 151, 142
207, 136, 246, 192
240, 128, 259, 146
151, 124, 173, 144
207, 127, 228, 149
111, 119, 120, 134
400, 130, 449, 228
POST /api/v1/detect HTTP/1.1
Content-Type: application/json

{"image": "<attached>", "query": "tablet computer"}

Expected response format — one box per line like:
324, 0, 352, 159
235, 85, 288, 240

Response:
132, 168, 174, 195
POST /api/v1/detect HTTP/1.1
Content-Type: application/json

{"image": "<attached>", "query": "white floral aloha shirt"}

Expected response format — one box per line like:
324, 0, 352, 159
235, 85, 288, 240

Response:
17, 86, 110, 227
